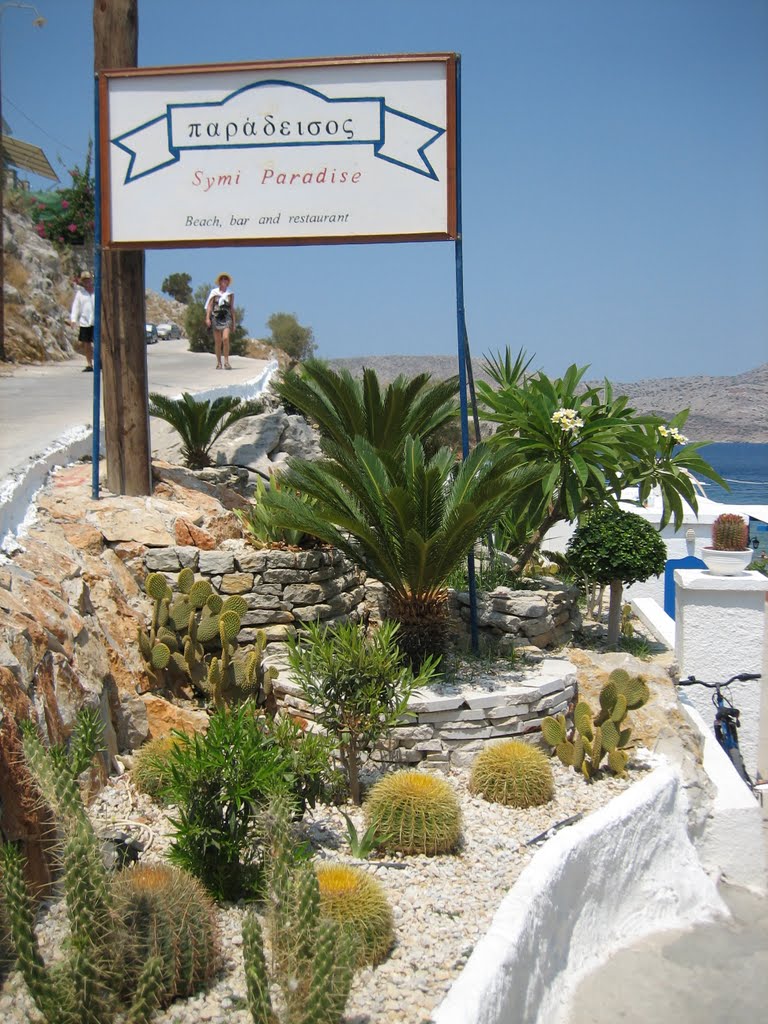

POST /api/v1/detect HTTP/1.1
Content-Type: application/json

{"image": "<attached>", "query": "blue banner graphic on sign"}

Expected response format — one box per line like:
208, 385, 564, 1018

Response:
112, 80, 445, 184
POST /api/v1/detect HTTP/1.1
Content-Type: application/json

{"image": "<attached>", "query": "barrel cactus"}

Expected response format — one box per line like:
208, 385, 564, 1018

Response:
364, 770, 462, 856
315, 863, 394, 967
112, 863, 218, 1007
131, 733, 187, 802
469, 740, 555, 808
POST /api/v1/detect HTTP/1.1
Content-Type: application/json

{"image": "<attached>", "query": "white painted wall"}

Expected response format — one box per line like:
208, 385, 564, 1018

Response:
675, 568, 768, 781
433, 766, 726, 1024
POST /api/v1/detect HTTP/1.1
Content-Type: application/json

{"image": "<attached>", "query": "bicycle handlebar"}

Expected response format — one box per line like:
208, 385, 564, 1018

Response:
677, 673, 761, 689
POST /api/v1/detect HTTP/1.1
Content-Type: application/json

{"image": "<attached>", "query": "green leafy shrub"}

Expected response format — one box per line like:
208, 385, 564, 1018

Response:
31, 144, 94, 250
364, 770, 462, 856
266, 715, 342, 812
315, 862, 394, 967
243, 796, 357, 1024
542, 668, 650, 780
287, 620, 438, 804
112, 863, 218, 1007
137, 568, 277, 709
131, 734, 187, 802
162, 704, 326, 900
469, 740, 554, 807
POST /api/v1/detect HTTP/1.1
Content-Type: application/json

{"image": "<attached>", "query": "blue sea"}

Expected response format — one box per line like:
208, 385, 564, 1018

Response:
696, 443, 768, 506
696, 443, 768, 558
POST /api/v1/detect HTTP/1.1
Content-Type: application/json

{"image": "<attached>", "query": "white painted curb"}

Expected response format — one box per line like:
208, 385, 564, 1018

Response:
679, 698, 767, 894
0, 361, 278, 554
433, 765, 726, 1024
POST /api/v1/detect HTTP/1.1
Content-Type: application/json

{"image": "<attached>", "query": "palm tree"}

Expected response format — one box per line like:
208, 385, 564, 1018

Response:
148, 392, 263, 469
273, 359, 459, 456
261, 435, 542, 666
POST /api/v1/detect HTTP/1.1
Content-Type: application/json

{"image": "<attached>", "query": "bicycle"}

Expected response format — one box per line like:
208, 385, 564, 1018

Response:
676, 672, 762, 791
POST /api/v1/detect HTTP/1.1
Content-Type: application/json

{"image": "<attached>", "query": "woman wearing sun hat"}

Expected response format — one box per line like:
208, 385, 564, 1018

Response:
204, 272, 236, 369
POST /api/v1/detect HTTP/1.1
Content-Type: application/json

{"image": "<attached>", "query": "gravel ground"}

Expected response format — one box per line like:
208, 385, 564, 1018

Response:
0, 754, 649, 1024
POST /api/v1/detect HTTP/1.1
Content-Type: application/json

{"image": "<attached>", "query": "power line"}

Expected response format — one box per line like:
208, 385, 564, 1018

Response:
2, 93, 80, 155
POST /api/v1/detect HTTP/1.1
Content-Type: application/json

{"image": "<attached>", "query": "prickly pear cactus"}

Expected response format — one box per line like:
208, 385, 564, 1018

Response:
542, 669, 650, 781
137, 570, 275, 709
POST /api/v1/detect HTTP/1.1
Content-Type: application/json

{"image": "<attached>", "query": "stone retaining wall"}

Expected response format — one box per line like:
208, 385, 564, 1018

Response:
277, 658, 577, 770
143, 540, 367, 643
451, 582, 581, 653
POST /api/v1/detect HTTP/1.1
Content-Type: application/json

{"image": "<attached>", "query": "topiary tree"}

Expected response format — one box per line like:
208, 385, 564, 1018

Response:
161, 272, 193, 304
567, 505, 667, 646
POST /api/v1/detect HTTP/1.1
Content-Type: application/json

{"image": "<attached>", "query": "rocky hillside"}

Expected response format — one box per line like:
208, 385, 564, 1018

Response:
2, 208, 76, 362
327, 355, 768, 444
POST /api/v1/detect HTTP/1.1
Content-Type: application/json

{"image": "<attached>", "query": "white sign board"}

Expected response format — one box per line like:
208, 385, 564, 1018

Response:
100, 54, 457, 248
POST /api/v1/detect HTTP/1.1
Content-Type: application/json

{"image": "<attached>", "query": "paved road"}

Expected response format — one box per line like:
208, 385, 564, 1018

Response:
0, 338, 271, 482
568, 878, 768, 1024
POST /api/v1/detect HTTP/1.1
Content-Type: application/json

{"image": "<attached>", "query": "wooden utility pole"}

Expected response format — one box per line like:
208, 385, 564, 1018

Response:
93, 0, 151, 495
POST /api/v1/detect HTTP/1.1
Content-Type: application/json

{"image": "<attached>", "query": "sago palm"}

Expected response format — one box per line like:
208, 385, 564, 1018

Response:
273, 359, 459, 456
261, 435, 542, 666
148, 391, 263, 469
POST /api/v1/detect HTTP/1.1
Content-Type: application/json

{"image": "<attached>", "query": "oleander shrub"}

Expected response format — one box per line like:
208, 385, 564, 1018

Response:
315, 863, 394, 967
162, 704, 330, 900
113, 863, 218, 1007
469, 740, 555, 807
364, 770, 462, 856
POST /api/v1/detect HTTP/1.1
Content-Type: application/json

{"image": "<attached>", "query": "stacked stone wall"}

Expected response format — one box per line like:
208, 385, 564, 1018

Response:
143, 540, 367, 644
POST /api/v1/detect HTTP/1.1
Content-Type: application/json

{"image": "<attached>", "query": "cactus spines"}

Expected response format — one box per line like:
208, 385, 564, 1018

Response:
112, 863, 218, 1007
242, 797, 358, 1024
711, 512, 749, 551
469, 740, 555, 808
541, 713, 566, 747
177, 567, 195, 593
0, 729, 167, 1024
364, 770, 462, 856
315, 863, 394, 967
573, 702, 593, 740
243, 913, 276, 1024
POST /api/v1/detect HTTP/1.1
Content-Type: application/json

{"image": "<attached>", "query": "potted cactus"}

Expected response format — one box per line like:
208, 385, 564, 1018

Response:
702, 513, 752, 575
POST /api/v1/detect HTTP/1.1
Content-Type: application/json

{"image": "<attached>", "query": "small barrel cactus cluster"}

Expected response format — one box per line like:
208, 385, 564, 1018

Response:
137, 568, 277, 709
542, 668, 650, 779
469, 739, 555, 808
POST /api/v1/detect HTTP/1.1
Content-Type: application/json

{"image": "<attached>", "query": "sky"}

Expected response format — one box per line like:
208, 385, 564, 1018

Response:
2, 0, 767, 381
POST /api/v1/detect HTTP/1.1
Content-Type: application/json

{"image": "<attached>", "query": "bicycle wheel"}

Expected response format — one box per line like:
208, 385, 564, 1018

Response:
727, 745, 751, 786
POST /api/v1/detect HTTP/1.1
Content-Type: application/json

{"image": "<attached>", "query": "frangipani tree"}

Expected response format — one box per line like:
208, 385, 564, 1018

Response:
478, 349, 726, 571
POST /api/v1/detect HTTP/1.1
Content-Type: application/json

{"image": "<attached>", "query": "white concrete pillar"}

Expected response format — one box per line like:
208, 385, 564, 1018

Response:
675, 569, 768, 781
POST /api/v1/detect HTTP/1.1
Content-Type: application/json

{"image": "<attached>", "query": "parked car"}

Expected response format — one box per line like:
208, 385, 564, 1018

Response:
156, 321, 182, 340
145, 323, 158, 344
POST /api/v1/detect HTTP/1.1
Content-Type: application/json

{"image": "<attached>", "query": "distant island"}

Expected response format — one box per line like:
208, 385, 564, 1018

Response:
327, 356, 768, 445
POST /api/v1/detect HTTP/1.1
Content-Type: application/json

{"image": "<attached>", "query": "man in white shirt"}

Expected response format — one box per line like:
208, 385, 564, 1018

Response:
70, 270, 95, 372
